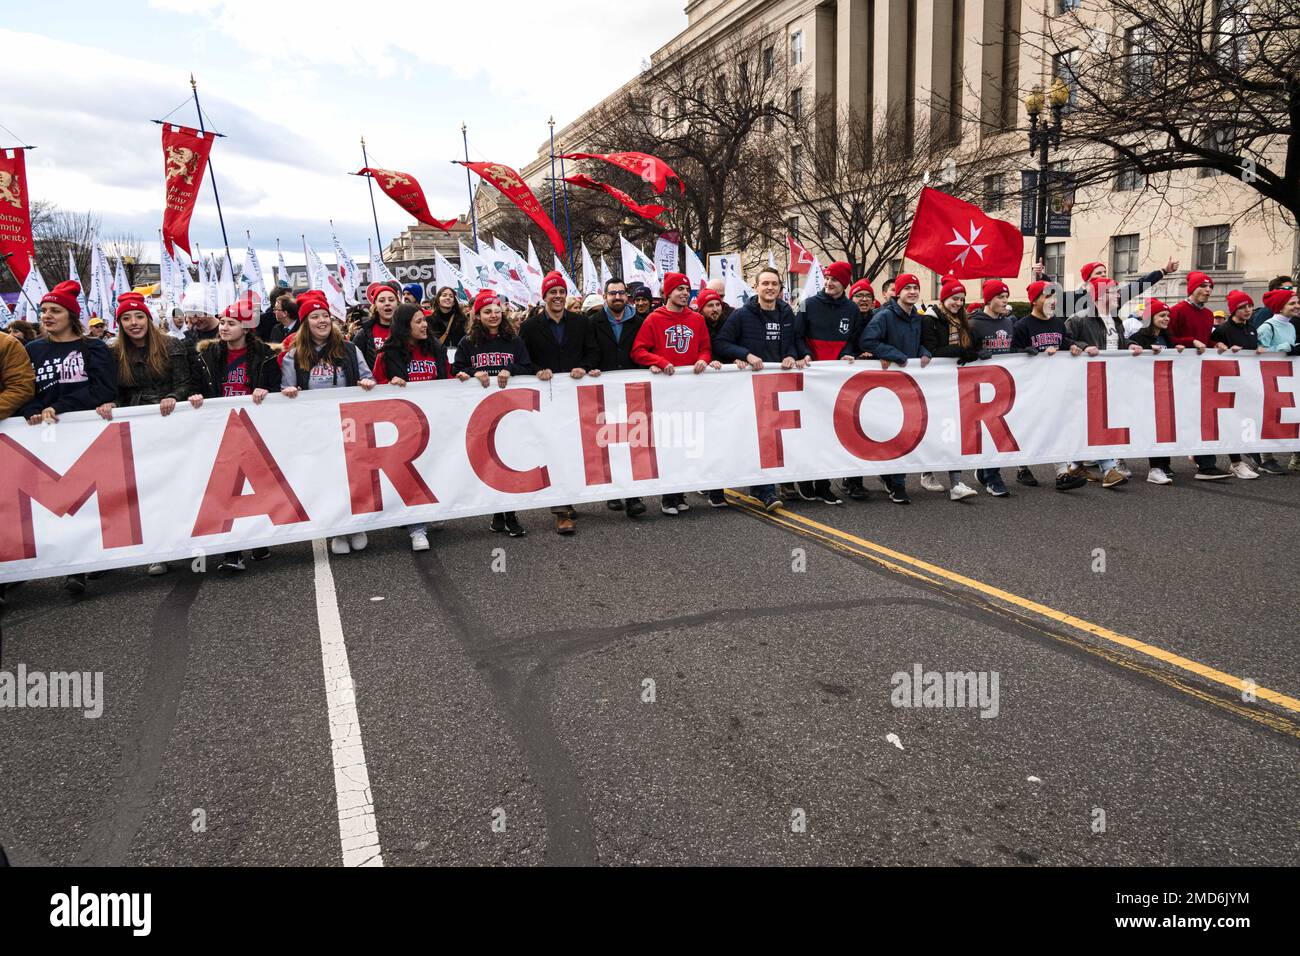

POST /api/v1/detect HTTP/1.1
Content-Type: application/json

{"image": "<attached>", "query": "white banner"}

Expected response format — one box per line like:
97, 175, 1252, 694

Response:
2, 353, 1297, 582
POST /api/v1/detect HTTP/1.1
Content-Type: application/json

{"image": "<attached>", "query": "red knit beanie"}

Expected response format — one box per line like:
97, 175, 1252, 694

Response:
296, 290, 330, 319
1147, 298, 1170, 321
939, 278, 967, 302
1263, 288, 1297, 314
848, 278, 873, 299
695, 288, 722, 311
981, 279, 1009, 302
1026, 280, 1049, 303
541, 271, 566, 297
894, 273, 920, 292
1089, 276, 1117, 299
41, 280, 82, 318
825, 261, 852, 288
224, 290, 262, 328
1225, 290, 1253, 315
1080, 262, 1104, 283
472, 289, 499, 314
115, 292, 151, 322
662, 271, 689, 298
367, 281, 396, 304
1187, 271, 1214, 296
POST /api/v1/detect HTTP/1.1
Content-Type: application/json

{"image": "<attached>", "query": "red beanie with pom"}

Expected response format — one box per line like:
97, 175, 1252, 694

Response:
115, 292, 152, 322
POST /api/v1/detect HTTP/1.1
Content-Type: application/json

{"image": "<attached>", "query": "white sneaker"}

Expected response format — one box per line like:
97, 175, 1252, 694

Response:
677, 500, 690, 512
1146, 467, 1172, 485
1230, 461, 1258, 479
410, 530, 430, 552
1115, 460, 1132, 478
920, 472, 945, 492
330, 536, 351, 555
349, 532, 369, 551
660, 503, 679, 516
949, 482, 978, 501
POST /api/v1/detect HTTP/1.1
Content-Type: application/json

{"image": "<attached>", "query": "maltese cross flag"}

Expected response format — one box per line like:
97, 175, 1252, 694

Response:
904, 187, 1024, 279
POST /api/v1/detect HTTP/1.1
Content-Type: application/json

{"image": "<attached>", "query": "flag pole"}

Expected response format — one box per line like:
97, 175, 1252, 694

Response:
461, 122, 478, 246
359, 136, 387, 270
0, 254, 41, 314
557, 144, 575, 277
547, 117, 560, 257
189, 75, 231, 263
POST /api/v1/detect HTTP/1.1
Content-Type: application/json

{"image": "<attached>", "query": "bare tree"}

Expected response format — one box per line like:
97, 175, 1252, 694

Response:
579, 25, 793, 257
1016, 0, 1299, 230
745, 98, 1017, 281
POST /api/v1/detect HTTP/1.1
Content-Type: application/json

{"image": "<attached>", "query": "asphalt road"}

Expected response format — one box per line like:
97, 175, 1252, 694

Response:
1, 462, 1297, 866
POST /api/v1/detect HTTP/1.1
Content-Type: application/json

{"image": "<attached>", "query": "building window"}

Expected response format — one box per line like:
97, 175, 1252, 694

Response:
1214, 0, 1252, 65
984, 173, 1006, 211
787, 216, 800, 241
1044, 242, 1066, 283
888, 194, 907, 230
1057, 0, 1080, 10
1111, 234, 1140, 276
1124, 25, 1154, 92
790, 30, 804, 67
818, 210, 833, 241
1198, 125, 1233, 178
1114, 153, 1145, 191
790, 88, 803, 124
739, 61, 750, 95
764, 103, 775, 133
763, 46, 775, 78
1195, 225, 1230, 271
791, 144, 803, 187
886, 259, 903, 281
1052, 49, 1080, 109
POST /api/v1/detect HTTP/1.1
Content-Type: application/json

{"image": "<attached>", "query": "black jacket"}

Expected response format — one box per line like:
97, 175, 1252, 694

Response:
591, 306, 646, 371
715, 297, 800, 363
351, 316, 392, 368
519, 310, 599, 372
190, 337, 281, 398
1065, 312, 1130, 351
1129, 326, 1173, 351
1210, 319, 1258, 351
921, 307, 982, 362
117, 338, 192, 407
794, 290, 860, 360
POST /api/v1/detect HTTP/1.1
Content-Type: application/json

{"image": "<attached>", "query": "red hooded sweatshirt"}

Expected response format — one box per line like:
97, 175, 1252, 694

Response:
631, 305, 712, 370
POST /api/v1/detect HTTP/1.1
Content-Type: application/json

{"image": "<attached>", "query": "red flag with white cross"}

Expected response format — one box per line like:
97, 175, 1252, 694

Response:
904, 187, 1025, 279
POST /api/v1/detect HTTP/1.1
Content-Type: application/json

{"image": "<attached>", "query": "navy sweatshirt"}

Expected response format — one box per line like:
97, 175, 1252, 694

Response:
451, 333, 534, 376
967, 308, 1016, 355
1012, 313, 1075, 353
20, 337, 118, 417
714, 298, 800, 363
860, 299, 928, 364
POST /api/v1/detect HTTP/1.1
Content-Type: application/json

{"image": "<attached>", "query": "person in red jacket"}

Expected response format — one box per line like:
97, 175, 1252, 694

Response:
631, 271, 720, 514
1167, 271, 1244, 479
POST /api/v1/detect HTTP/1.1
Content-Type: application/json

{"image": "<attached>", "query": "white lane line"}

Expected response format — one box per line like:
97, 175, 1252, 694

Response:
312, 538, 384, 867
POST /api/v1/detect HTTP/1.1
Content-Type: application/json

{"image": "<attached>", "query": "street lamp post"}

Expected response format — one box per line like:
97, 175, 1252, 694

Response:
1025, 78, 1070, 278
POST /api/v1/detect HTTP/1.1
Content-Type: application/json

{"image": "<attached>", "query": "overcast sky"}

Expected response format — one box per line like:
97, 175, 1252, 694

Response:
6, 1, 684, 266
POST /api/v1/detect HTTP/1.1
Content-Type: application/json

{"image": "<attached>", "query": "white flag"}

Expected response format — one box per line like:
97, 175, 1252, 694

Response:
218, 249, 237, 313
768, 249, 779, 271
68, 248, 89, 319
553, 256, 578, 296
305, 239, 347, 318
367, 239, 397, 284
684, 243, 707, 290
580, 242, 600, 296
619, 234, 658, 294
719, 253, 756, 308
196, 251, 218, 316
242, 236, 269, 310
493, 238, 536, 305
276, 243, 292, 290
332, 230, 360, 305
524, 239, 545, 302
434, 250, 472, 303
0, 294, 10, 326
599, 255, 612, 289
86, 240, 115, 325
654, 234, 679, 278
799, 258, 826, 304
459, 241, 493, 297
480, 239, 528, 306
12, 257, 49, 324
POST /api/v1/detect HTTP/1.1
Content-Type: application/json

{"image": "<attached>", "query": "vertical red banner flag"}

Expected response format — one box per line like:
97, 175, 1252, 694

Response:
0, 148, 38, 284
356, 167, 457, 231
458, 160, 566, 257
160, 124, 214, 259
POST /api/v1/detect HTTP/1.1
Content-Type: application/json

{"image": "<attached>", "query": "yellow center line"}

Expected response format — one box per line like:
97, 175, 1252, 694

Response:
725, 490, 1300, 716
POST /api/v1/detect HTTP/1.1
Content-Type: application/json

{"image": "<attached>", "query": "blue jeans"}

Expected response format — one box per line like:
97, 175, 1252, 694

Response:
750, 483, 776, 500
976, 467, 1001, 485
